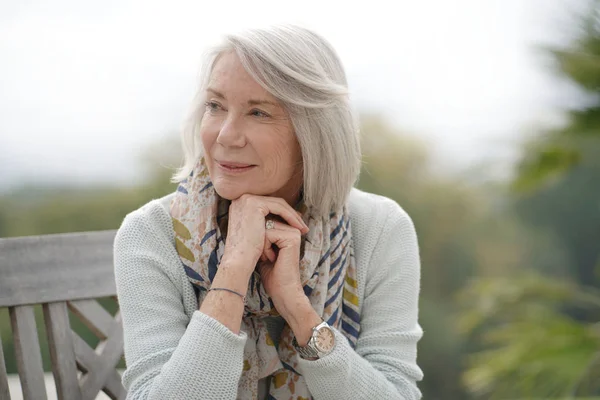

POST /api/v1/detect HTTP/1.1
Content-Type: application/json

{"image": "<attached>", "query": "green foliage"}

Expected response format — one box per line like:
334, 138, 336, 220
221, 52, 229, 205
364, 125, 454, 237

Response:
459, 274, 600, 398
512, 1, 600, 289
462, 4, 600, 398
357, 116, 539, 400
512, 140, 581, 193
513, 1, 600, 192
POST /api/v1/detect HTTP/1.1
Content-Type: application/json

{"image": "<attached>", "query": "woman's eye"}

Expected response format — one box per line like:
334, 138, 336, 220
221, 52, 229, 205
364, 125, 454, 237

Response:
250, 109, 269, 118
205, 101, 222, 112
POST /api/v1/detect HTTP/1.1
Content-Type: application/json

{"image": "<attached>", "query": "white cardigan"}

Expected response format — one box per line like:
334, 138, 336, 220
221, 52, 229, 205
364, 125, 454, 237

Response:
113, 188, 423, 399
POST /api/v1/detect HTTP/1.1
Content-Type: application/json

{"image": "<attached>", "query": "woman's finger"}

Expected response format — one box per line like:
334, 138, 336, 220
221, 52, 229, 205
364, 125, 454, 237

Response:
259, 197, 309, 233
263, 233, 277, 263
262, 222, 301, 262
265, 220, 299, 232
264, 227, 301, 250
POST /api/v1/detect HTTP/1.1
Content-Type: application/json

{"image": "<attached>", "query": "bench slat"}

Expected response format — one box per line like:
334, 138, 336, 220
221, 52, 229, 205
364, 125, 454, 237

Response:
102, 369, 127, 400
9, 305, 47, 400
1, 230, 128, 399
72, 334, 125, 400
69, 299, 115, 340
0, 230, 117, 307
80, 313, 124, 400
43, 302, 82, 400
0, 331, 11, 400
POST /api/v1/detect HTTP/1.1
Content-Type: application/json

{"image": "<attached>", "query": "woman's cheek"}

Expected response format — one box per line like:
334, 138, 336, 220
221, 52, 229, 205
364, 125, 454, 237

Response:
199, 118, 221, 146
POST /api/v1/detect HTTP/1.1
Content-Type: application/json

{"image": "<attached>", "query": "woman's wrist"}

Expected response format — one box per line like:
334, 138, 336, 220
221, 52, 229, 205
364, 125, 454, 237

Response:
199, 289, 245, 334
198, 258, 252, 335
215, 256, 254, 294
222, 247, 260, 275
281, 293, 322, 346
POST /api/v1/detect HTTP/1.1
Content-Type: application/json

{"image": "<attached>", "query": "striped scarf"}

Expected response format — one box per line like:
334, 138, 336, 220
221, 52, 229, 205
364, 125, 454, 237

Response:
170, 157, 360, 400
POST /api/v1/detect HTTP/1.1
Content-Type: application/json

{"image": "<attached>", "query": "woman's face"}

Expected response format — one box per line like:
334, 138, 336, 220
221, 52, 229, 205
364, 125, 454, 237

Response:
200, 51, 303, 204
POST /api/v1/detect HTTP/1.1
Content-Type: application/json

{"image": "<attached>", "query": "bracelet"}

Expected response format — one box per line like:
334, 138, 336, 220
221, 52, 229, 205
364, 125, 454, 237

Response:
208, 287, 246, 302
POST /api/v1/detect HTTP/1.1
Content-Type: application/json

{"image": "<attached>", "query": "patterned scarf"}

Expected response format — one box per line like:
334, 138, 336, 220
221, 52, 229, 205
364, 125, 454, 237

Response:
170, 157, 361, 400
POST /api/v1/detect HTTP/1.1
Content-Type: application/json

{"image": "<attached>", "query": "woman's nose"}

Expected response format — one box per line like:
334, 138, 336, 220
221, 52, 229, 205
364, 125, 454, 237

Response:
216, 115, 246, 148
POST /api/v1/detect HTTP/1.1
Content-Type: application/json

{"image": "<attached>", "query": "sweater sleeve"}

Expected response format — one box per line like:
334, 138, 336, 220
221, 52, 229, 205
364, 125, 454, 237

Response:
113, 208, 247, 400
297, 199, 424, 399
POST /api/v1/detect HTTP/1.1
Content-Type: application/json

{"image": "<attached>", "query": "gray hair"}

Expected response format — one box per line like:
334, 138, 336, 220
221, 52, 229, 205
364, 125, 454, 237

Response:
173, 24, 361, 216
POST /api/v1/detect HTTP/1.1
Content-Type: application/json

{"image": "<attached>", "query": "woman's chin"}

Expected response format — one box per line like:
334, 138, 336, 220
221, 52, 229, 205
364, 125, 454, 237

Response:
212, 178, 286, 201
213, 187, 240, 200
213, 183, 256, 200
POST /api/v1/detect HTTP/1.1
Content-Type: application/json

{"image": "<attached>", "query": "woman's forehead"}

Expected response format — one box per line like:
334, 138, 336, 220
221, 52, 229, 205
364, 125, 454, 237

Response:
208, 52, 276, 101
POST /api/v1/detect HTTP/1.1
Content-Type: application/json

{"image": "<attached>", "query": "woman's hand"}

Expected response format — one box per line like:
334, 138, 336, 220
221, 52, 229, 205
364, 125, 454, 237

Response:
257, 220, 322, 345
257, 220, 304, 307
221, 194, 308, 281
204, 195, 307, 334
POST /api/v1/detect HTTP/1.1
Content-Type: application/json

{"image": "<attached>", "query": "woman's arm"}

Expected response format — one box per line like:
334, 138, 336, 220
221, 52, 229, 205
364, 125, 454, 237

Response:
297, 199, 424, 400
199, 256, 250, 335
113, 209, 247, 400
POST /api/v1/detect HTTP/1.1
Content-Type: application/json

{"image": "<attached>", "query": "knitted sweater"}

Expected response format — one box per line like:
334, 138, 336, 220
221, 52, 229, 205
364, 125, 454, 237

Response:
113, 188, 423, 399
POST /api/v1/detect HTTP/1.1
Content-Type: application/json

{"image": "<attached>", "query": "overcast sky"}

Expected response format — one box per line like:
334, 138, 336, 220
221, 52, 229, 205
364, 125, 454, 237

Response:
0, 0, 583, 190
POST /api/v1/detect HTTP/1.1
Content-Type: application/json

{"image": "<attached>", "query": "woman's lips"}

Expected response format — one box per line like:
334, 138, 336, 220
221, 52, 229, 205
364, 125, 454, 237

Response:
216, 161, 256, 174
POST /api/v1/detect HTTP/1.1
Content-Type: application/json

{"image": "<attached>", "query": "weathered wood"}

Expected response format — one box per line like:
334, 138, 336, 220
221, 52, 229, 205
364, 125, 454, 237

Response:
68, 299, 115, 340
0, 331, 11, 400
80, 312, 124, 400
1, 230, 128, 399
102, 369, 126, 400
73, 334, 125, 400
72, 328, 125, 400
72, 335, 94, 375
0, 230, 117, 307
9, 305, 47, 400
43, 302, 82, 400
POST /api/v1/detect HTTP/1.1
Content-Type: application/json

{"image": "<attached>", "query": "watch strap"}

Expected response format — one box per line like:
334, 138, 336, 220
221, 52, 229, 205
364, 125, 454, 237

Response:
292, 320, 334, 359
292, 336, 320, 359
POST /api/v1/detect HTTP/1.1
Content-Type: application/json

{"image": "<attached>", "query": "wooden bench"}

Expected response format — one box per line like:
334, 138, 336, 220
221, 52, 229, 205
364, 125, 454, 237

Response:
0, 230, 126, 400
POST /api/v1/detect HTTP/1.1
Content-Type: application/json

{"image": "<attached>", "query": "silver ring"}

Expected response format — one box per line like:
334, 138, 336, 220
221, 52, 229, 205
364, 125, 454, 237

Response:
265, 219, 275, 230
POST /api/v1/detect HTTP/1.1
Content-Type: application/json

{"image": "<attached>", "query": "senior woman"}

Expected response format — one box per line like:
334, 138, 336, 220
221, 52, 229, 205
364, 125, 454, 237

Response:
114, 25, 423, 400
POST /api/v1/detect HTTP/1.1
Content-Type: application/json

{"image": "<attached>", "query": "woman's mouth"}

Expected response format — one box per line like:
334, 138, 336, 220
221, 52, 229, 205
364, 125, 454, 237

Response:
216, 161, 256, 174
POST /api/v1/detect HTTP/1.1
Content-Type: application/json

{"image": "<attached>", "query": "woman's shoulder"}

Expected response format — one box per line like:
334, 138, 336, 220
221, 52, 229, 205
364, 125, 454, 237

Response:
347, 188, 417, 270
118, 192, 176, 231
348, 188, 414, 237
114, 193, 177, 260
347, 189, 419, 298
113, 192, 200, 326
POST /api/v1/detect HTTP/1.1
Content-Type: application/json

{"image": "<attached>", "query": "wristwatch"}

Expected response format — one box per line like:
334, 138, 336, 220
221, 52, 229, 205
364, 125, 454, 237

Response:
292, 320, 336, 359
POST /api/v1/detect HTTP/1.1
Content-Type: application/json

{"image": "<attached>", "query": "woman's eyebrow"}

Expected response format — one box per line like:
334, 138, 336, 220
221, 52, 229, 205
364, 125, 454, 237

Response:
206, 87, 225, 98
247, 99, 278, 107
206, 87, 278, 107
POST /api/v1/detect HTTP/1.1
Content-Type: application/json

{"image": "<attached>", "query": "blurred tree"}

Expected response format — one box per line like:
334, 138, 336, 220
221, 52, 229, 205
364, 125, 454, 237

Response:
513, 0, 600, 290
462, 1, 600, 398
514, 0, 600, 192
358, 115, 536, 400
459, 274, 600, 398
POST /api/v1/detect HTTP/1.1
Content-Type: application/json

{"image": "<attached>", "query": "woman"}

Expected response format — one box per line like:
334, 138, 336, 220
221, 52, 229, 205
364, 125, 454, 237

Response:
114, 24, 423, 400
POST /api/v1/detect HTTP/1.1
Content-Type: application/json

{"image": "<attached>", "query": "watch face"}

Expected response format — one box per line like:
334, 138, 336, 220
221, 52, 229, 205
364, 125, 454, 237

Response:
315, 327, 335, 352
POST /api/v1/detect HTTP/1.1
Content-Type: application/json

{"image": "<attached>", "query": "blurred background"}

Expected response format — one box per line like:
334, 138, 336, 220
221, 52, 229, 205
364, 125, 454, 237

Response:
1, 0, 600, 398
